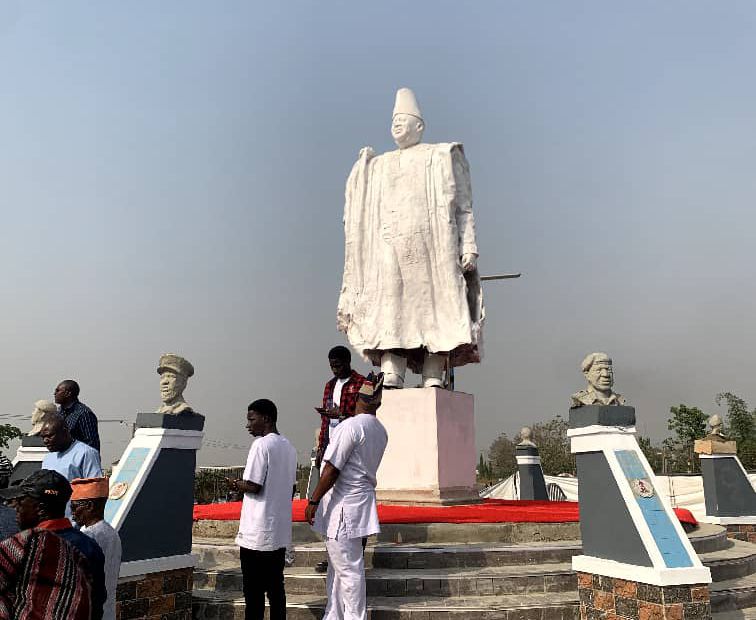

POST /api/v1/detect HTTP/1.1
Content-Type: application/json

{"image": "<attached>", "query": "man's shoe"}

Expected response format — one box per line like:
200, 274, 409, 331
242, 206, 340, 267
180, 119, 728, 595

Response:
314, 560, 328, 573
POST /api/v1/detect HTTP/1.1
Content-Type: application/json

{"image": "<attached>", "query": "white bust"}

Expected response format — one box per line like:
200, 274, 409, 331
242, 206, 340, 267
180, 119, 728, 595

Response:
29, 400, 57, 436
571, 352, 626, 407
707, 414, 726, 439
518, 427, 536, 447
156, 353, 195, 415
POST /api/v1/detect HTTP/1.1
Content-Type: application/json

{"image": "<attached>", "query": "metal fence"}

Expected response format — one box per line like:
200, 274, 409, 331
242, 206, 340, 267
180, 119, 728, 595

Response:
194, 466, 245, 504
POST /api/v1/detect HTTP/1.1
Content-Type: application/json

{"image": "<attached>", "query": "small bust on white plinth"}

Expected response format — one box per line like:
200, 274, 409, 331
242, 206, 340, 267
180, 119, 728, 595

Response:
570, 352, 626, 408
337, 87, 484, 389
706, 414, 727, 441
29, 400, 57, 436
156, 354, 195, 415
518, 427, 536, 447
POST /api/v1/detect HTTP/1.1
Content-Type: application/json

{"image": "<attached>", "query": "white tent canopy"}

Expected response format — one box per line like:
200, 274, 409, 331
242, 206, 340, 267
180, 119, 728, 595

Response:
481, 472, 756, 521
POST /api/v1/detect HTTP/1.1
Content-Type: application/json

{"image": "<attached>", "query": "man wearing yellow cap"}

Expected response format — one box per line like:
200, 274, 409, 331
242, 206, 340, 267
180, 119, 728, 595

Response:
337, 88, 484, 389
72, 477, 122, 620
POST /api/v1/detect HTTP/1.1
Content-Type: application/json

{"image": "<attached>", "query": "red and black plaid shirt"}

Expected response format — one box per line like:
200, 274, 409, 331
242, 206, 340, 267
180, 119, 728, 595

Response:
0, 527, 92, 620
316, 370, 367, 464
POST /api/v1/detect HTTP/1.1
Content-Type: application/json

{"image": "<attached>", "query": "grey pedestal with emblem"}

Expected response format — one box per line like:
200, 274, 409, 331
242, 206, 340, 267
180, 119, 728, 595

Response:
105, 412, 204, 577
568, 405, 709, 585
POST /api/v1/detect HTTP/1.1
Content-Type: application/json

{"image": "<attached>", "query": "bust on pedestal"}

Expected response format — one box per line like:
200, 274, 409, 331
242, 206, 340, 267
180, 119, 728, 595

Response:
694, 415, 756, 525
106, 354, 204, 577
568, 352, 710, 620
516, 428, 548, 501
10, 400, 57, 485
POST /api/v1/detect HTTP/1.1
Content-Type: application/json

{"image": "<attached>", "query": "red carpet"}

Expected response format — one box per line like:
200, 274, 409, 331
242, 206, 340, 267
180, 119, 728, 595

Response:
194, 499, 697, 526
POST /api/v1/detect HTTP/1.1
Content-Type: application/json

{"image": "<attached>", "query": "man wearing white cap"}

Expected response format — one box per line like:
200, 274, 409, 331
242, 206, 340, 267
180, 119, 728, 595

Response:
337, 88, 484, 389
306, 374, 388, 620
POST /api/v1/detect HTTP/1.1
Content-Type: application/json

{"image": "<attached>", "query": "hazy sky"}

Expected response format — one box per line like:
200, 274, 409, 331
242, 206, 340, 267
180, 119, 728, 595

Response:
1, 2, 755, 467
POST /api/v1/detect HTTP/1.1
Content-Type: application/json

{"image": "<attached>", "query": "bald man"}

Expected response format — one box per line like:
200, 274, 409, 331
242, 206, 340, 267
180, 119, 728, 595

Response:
41, 415, 102, 483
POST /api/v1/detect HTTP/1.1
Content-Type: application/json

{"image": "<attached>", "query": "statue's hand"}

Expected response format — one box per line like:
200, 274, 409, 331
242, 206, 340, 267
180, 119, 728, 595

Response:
359, 146, 375, 161
461, 253, 478, 272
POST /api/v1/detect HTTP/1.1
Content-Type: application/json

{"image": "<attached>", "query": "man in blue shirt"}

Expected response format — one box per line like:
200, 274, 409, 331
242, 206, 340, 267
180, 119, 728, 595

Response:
54, 379, 101, 452
41, 415, 102, 482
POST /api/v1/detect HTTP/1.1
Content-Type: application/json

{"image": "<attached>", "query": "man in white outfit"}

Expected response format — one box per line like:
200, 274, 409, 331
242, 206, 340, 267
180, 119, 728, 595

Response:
228, 398, 298, 620
306, 374, 388, 620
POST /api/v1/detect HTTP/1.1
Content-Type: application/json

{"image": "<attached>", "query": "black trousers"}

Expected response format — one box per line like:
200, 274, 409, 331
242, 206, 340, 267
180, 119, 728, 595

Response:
240, 546, 286, 620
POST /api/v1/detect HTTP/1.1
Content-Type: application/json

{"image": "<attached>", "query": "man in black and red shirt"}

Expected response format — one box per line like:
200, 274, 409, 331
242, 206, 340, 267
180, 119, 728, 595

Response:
315, 346, 367, 468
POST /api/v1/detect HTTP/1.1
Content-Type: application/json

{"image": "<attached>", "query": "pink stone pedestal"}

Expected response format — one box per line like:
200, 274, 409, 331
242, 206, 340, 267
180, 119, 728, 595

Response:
376, 388, 479, 506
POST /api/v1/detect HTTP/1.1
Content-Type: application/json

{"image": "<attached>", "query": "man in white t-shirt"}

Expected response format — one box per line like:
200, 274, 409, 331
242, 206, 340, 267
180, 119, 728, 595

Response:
228, 399, 297, 620
306, 374, 388, 620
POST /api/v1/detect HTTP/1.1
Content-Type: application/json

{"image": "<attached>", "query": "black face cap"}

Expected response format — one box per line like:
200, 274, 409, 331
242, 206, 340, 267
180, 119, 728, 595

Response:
0, 469, 72, 504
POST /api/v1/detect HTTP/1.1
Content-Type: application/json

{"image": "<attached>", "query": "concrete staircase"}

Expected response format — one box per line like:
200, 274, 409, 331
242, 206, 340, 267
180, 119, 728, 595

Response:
191, 523, 756, 619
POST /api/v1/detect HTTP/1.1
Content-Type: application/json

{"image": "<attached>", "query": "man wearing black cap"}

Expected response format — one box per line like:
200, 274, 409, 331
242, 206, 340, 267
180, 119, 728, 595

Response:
0, 469, 107, 620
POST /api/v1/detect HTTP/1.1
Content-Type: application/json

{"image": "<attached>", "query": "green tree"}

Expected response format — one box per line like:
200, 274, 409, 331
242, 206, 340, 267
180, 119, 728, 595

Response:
487, 433, 516, 479
477, 453, 494, 485
715, 392, 756, 470
637, 436, 663, 474
666, 404, 708, 473
0, 424, 22, 451
527, 415, 575, 476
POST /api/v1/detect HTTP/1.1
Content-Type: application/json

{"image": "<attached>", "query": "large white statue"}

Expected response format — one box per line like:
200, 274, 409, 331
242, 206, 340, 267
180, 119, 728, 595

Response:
156, 353, 195, 414
337, 88, 484, 388
571, 352, 626, 407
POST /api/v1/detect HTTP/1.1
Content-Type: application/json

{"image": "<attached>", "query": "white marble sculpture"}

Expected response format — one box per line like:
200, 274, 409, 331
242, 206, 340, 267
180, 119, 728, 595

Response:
337, 87, 484, 388
707, 414, 726, 440
29, 400, 57, 436
156, 353, 195, 414
518, 427, 536, 447
571, 352, 626, 407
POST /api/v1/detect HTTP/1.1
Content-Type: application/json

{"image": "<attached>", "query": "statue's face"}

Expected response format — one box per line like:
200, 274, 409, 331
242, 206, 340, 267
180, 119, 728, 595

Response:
391, 113, 424, 149
160, 371, 187, 403
585, 359, 614, 393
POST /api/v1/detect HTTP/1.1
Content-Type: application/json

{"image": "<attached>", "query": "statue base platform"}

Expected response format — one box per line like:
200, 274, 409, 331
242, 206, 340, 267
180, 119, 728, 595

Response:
375, 388, 479, 506
697, 452, 756, 521
568, 406, 710, 587
10, 435, 48, 485
107, 412, 204, 575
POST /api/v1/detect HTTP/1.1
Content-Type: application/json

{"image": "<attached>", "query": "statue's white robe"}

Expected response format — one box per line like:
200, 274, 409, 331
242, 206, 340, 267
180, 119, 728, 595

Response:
337, 142, 484, 372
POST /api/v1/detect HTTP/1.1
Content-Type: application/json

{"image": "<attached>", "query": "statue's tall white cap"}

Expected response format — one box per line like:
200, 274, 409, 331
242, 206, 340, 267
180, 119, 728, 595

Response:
393, 87, 423, 121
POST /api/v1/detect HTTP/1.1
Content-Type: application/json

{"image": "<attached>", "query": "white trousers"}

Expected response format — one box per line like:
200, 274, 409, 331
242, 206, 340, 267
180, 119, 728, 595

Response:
323, 535, 367, 620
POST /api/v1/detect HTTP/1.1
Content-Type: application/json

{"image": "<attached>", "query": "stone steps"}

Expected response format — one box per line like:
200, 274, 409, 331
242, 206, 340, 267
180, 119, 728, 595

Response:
193, 540, 756, 597
191, 589, 582, 620
194, 520, 583, 546
714, 608, 756, 620
192, 574, 756, 619
701, 539, 756, 582
193, 538, 584, 570
711, 573, 756, 613
191, 523, 749, 618
195, 562, 578, 598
